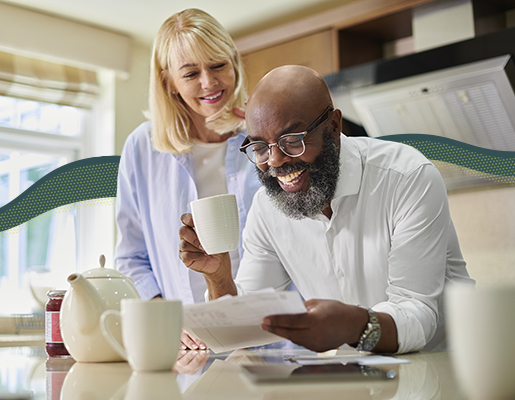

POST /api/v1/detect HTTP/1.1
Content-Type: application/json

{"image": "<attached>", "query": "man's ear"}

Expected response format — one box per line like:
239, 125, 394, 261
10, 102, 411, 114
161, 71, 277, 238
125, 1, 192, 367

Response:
330, 108, 343, 141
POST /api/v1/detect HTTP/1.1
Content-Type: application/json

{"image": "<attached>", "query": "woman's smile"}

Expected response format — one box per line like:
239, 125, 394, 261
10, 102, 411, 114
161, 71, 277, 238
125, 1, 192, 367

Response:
200, 90, 224, 104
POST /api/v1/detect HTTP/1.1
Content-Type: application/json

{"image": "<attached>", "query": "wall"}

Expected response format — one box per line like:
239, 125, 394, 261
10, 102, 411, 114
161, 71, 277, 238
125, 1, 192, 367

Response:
448, 186, 515, 286
114, 43, 151, 155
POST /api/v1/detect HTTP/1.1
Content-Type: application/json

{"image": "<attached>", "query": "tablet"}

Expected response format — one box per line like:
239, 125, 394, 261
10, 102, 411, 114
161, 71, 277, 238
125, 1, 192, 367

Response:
242, 362, 396, 384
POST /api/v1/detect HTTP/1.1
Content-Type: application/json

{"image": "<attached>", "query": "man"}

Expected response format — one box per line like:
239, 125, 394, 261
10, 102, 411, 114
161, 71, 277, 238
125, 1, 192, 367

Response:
179, 65, 474, 354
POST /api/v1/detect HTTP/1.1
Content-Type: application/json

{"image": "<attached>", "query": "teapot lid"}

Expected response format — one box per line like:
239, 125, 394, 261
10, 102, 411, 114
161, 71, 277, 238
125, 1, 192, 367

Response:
83, 267, 126, 279
83, 254, 126, 279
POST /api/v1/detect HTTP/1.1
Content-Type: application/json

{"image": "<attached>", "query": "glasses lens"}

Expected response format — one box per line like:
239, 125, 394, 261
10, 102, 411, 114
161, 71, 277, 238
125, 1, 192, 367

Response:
246, 142, 269, 164
278, 134, 305, 157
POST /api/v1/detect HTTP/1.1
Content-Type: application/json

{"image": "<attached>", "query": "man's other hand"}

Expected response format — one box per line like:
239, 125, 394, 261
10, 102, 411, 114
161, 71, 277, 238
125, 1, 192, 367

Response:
260, 299, 367, 353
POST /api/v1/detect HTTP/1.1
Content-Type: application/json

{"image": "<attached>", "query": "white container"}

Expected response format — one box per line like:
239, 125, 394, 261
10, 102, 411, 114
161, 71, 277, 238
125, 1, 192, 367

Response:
446, 283, 515, 400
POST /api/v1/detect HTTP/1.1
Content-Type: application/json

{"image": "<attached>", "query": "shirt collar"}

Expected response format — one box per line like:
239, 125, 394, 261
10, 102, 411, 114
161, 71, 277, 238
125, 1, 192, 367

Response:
174, 130, 247, 164
333, 134, 362, 199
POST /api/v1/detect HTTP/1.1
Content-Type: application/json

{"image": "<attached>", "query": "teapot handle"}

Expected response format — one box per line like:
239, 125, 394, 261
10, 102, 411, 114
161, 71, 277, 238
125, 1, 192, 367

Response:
100, 310, 127, 360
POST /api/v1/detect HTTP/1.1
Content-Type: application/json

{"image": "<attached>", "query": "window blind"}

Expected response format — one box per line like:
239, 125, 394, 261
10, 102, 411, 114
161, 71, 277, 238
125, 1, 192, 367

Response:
0, 51, 99, 108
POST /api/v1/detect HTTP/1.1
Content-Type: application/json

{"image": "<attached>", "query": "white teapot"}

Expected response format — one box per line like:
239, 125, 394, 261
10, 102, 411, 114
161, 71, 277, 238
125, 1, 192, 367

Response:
61, 255, 140, 362
61, 360, 132, 399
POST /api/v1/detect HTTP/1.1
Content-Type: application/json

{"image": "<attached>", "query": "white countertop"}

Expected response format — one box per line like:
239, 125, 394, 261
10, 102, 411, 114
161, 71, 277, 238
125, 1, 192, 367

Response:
0, 345, 467, 400
0, 334, 44, 347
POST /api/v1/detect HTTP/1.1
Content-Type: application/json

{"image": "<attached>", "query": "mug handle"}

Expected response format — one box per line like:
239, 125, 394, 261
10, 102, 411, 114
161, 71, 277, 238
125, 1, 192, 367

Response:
100, 310, 127, 361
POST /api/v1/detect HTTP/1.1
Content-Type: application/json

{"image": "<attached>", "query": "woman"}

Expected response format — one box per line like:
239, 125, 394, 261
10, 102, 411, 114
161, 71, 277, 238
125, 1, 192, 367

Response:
115, 9, 260, 349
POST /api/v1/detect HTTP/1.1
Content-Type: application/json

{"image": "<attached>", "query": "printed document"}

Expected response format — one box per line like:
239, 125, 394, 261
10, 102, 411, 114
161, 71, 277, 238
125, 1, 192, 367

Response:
183, 291, 307, 353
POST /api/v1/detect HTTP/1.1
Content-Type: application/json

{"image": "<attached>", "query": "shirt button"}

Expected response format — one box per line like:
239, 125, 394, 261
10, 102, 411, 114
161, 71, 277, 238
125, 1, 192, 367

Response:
230, 146, 235, 151
230, 177, 236, 182
338, 270, 344, 278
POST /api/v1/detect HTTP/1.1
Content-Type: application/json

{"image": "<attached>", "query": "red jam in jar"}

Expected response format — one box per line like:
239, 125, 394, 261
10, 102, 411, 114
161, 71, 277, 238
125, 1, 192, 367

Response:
45, 290, 70, 358
45, 357, 76, 400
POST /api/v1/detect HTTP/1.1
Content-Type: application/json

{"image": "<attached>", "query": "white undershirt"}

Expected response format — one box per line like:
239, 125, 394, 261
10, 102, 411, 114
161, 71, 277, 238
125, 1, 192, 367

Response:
190, 140, 236, 301
190, 140, 228, 199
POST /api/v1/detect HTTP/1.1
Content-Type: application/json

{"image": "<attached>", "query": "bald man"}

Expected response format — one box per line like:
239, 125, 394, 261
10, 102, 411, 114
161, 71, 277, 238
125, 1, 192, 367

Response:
179, 65, 474, 354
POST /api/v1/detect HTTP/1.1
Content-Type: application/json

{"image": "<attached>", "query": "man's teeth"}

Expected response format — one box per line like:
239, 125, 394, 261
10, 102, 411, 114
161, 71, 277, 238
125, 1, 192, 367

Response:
203, 91, 222, 100
276, 170, 304, 186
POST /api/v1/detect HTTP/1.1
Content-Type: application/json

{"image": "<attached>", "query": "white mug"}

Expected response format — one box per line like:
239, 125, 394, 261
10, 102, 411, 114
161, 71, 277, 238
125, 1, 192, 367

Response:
190, 194, 240, 255
100, 299, 182, 372
446, 283, 515, 400
118, 371, 181, 400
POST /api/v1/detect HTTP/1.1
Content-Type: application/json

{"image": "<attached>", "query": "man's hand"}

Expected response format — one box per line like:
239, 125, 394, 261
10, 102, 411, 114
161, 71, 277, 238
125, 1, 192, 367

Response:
179, 213, 228, 275
181, 329, 207, 350
260, 299, 368, 353
261, 299, 398, 353
179, 213, 237, 299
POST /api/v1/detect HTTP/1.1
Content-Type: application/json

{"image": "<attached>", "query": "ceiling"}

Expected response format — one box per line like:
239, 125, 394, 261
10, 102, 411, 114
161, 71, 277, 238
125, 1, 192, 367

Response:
0, 0, 351, 46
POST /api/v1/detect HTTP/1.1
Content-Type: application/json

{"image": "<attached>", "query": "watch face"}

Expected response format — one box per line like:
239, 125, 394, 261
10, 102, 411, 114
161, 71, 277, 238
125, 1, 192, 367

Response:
364, 328, 381, 351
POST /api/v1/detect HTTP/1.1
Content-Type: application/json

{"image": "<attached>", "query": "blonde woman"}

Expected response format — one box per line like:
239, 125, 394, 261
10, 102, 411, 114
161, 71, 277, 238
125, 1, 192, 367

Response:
115, 9, 260, 349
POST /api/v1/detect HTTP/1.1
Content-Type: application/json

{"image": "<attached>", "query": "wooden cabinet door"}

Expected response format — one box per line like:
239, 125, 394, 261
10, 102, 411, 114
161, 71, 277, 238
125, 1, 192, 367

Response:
240, 29, 338, 93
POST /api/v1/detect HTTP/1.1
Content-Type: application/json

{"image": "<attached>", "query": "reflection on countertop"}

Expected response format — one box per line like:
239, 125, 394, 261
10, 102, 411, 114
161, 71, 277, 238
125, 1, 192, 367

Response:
0, 334, 44, 347
0, 345, 466, 400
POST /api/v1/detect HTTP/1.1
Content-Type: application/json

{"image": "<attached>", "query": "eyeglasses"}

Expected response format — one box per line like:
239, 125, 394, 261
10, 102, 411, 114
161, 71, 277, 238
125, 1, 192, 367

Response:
239, 106, 334, 165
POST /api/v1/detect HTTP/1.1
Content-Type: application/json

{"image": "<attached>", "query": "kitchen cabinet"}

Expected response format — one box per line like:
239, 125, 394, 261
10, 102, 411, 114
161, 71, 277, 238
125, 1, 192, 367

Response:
237, 0, 434, 92
241, 29, 338, 93
237, 0, 515, 92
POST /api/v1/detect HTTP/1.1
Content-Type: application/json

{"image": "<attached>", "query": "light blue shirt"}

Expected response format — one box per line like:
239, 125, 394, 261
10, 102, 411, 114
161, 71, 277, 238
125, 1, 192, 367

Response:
115, 121, 260, 304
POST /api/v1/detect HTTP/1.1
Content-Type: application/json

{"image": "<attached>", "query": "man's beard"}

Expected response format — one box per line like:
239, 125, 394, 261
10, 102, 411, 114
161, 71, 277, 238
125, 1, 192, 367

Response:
256, 129, 340, 220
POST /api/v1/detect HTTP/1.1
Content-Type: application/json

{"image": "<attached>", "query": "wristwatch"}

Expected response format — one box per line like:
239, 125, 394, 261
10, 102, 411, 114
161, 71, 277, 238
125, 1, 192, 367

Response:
356, 308, 381, 352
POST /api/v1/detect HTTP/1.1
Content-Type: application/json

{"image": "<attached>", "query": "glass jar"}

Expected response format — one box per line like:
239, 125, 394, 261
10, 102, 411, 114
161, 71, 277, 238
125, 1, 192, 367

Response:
45, 290, 70, 358
45, 357, 76, 400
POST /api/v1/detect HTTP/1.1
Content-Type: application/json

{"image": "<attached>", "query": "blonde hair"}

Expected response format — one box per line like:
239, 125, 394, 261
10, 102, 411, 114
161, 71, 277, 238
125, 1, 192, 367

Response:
148, 8, 247, 154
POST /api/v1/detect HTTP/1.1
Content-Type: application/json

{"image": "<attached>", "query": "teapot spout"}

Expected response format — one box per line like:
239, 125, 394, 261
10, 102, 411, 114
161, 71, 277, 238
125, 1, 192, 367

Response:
66, 273, 105, 335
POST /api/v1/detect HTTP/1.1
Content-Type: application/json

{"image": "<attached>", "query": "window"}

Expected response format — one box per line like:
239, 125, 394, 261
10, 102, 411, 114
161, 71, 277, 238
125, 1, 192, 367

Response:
0, 96, 84, 314
0, 52, 116, 317
0, 96, 82, 136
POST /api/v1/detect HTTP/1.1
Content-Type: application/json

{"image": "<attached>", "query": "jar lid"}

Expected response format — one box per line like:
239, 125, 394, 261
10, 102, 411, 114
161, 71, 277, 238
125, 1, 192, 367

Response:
47, 289, 67, 297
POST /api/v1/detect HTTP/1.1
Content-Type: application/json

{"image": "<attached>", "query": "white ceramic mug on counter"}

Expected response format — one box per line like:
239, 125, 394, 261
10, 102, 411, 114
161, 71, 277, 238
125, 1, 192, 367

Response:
446, 283, 515, 400
100, 299, 182, 372
190, 194, 240, 255
116, 371, 181, 400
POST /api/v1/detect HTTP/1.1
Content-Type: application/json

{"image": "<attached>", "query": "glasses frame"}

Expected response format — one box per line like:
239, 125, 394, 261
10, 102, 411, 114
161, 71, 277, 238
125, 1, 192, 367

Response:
239, 106, 334, 165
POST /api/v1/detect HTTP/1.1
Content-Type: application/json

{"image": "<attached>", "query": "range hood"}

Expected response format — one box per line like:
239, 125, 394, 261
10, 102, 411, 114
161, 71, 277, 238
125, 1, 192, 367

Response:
351, 55, 515, 148
325, 27, 515, 191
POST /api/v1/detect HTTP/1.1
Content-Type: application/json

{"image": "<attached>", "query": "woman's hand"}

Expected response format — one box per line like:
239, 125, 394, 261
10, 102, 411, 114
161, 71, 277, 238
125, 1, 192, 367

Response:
174, 348, 210, 375
232, 107, 245, 120
181, 329, 207, 350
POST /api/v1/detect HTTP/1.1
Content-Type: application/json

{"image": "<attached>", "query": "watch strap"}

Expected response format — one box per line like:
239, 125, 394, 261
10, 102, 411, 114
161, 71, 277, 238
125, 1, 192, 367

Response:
356, 308, 381, 352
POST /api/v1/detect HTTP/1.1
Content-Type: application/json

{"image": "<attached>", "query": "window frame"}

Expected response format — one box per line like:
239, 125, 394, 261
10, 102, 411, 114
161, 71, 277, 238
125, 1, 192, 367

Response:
0, 70, 116, 315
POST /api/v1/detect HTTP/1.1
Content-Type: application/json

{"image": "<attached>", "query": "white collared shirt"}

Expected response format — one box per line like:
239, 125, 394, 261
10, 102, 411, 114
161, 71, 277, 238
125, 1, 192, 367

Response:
235, 134, 473, 353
